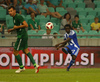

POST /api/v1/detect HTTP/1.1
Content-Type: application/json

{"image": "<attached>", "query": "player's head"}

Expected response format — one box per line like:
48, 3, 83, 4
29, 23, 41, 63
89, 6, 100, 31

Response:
46, 29, 51, 35
40, 0, 44, 4
31, 13, 35, 19
8, 6, 16, 17
74, 15, 79, 22
64, 13, 71, 20
94, 17, 99, 23
64, 24, 72, 34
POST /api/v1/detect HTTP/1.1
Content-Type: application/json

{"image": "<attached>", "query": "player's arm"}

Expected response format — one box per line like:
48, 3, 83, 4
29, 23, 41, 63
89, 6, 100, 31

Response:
15, 21, 28, 29
8, 21, 28, 32
55, 38, 71, 50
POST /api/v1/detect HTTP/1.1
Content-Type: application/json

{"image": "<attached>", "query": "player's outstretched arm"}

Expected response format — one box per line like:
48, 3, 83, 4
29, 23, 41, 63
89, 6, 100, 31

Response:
13, 21, 28, 29
55, 38, 71, 50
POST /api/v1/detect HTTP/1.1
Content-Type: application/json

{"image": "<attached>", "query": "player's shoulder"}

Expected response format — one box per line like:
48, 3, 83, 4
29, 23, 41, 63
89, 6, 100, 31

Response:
69, 30, 76, 35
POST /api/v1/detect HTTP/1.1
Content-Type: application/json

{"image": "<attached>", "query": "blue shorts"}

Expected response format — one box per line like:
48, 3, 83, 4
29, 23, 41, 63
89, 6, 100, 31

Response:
64, 45, 80, 56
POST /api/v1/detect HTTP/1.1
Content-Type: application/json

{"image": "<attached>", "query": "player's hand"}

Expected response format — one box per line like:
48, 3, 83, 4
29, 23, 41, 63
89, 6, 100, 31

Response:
13, 25, 18, 29
56, 47, 60, 50
55, 44, 60, 48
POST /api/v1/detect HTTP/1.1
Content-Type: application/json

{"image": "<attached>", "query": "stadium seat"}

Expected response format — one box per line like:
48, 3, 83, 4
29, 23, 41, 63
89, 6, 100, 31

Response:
50, 18, 58, 25
88, 30, 98, 38
20, 9, 27, 16
94, 8, 100, 12
67, 3, 76, 9
96, 4, 100, 8
39, 22, 46, 27
6, 15, 14, 29
58, 10, 67, 16
78, 11, 87, 17
80, 19, 89, 24
53, 25, 60, 32
75, 8, 84, 12
27, 30, 38, 38
94, 1, 100, 5
41, 25, 46, 30
86, 15, 95, 19
25, 15, 31, 22
79, 15, 86, 19
74, 0, 83, 4
81, 31, 88, 38
88, 11, 97, 16
88, 19, 94, 24
40, 18, 49, 23
37, 30, 46, 38
64, 0, 73, 4
84, 8, 93, 13
97, 11, 100, 17
84, 25, 91, 32
38, 30, 45, 35
0, 7, 4, 9
0, 9, 6, 21
56, 7, 65, 12
62, 3, 67, 8
77, 3, 85, 9
48, 7, 55, 12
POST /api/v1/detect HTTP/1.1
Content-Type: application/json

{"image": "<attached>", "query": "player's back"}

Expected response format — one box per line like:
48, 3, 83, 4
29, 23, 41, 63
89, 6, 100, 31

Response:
64, 30, 80, 49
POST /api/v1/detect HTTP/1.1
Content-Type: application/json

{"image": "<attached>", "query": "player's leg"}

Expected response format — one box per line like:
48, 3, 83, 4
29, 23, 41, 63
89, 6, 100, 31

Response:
67, 55, 76, 71
14, 49, 25, 73
67, 48, 79, 71
23, 48, 39, 73
62, 47, 69, 54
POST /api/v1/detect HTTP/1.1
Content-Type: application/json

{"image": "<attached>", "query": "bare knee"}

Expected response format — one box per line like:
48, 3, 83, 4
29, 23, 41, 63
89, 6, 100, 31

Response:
13, 49, 19, 56
23, 48, 29, 54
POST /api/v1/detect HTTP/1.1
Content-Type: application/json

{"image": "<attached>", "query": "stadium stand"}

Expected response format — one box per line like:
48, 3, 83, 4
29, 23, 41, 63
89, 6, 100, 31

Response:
0, 0, 99, 47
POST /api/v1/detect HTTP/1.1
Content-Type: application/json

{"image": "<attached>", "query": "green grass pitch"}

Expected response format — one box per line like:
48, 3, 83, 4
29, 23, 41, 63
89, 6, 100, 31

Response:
0, 68, 100, 82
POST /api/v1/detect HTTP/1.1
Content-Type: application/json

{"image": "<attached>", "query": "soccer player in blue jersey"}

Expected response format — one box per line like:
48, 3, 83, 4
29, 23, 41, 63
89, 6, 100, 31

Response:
55, 24, 80, 71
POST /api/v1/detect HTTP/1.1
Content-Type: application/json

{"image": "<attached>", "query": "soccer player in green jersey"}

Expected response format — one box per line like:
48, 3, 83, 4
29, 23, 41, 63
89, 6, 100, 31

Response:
8, 6, 39, 73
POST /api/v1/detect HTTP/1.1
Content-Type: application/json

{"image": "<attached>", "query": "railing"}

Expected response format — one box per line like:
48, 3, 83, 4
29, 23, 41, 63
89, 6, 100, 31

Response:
0, 34, 100, 38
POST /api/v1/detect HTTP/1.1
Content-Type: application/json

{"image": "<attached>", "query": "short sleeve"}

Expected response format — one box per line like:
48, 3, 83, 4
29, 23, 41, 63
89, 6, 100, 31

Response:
18, 15, 25, 23
91, 23, 94, 27
69, 32, 76, 39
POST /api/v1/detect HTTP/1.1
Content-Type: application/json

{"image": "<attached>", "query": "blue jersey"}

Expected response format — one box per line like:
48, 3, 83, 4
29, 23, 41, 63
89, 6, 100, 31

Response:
64, 30, 80, 49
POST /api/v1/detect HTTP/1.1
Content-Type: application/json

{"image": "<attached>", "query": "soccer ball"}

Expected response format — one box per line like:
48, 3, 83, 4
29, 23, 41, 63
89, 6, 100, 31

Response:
45, 22, 54, 29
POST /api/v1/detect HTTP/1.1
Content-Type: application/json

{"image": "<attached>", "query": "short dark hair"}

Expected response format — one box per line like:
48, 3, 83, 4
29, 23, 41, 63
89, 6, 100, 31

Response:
74, 15, 79, 18
64, 13, 71, 20
8, 6, 16, 10
64, 24, 72, 29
